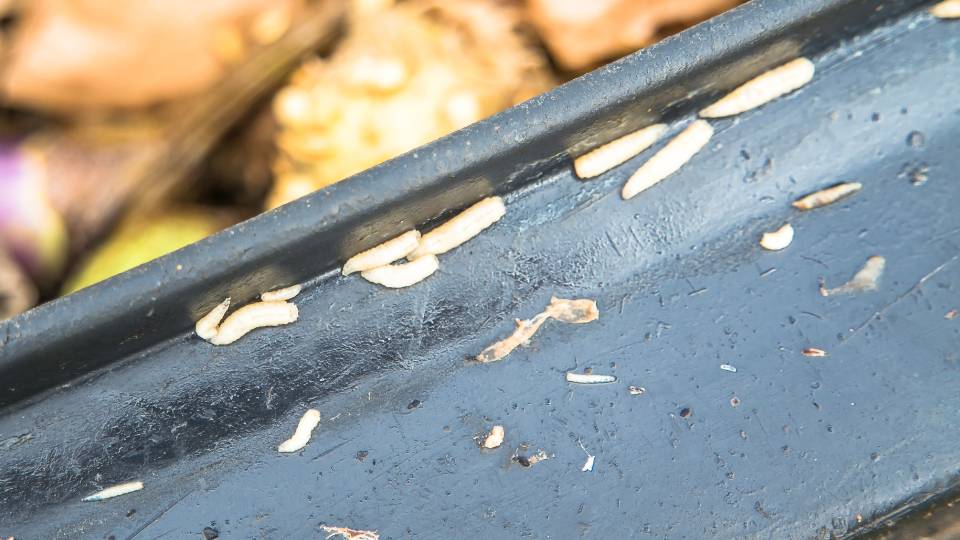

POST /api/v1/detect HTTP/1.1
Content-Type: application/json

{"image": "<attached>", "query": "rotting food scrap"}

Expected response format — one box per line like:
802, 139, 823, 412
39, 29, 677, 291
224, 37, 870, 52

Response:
320, 525, 379, 540
565, 371, 617, 384
931, 0, 960, 18
945, 309, 958, 320
621, 120, 713, 200
820, 256, 885, 296
360, 254, 439, 288
82, 481, 144, 502
759, 223, 794, 251
475, 297, 599, 363
260, 284, 302, 302
700, 58, 815, 118
342, 230, 421, 276
482, 425, 505, 449
792, 182, 862, 210
410, 196, 506, 258
513, 449, 550, 467
628, 385, 646, 395
573, 124, 667, 179
278, 409, 321, 453
802, 348, 827, 357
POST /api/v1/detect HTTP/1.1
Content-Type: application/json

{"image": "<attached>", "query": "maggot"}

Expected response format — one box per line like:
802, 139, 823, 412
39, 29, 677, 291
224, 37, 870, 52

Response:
802, 348, 827, 357
700, 58, 815, 118
792, 182, 862, 210
261, 284, 302, 302
820, 256, 885, 296
409, 197, 506, 258
482, 425, 505, 449
931, 0, 960, 18
342, 230, 421, 276
360, 254, 439, 288
759, 223, 794, 251
278, 409, 321, 453
565, 372, 617, 384
195, 297, 231, 341
621, 120, 713, 200
573, 124, 668, 179
209, 301, 299, 345
82, 481, 144, 502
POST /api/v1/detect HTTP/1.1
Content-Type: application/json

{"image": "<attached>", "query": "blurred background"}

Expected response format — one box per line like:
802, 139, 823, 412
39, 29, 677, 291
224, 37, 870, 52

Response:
0, 0, 741, 319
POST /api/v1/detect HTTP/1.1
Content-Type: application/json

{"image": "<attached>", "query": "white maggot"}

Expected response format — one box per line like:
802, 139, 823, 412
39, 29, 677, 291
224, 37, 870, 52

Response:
195, 297, 231, 340
759, 223, 794, 251
573, 124, 668, 179
482, 425, 505, 449
700, 58, 815, 118
409, 197, 506, 258
278, 409, 321, 453
261, 284, 302, 302
931, 0, 960, 18
621, 120, 713, 200
209, 301, 299, 345
82, 481, 144, 502
360, 254, 439, 289
342, 230, 421, 276
565, 372, 617, 384
792, 182, 862, 210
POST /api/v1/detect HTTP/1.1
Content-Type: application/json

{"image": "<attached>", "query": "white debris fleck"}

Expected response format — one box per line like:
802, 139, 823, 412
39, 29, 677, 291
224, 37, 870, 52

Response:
482, 425, 505, 449
621, 120, 713, 200
628, 385, 646, 395
719, 364, 737, 373
565, 372, 617, 384
573, 124, 667, 179
278, 409, 321, 453
700, 58, 815, 118
582, 454, 595, 472
82, 481, 144, 502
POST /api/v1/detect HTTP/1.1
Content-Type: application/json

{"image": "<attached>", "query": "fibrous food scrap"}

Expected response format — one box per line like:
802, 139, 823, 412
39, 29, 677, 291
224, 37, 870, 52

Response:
82, 481, 144, 502
573, 124, 667, 179
320, 525, 380, 540
700, 58, 815, 118
621, 120, 713, 200
820, 256, 885, 296
278, 409, 321, 453
475, 297, 599, 363
792, 182, 862, 210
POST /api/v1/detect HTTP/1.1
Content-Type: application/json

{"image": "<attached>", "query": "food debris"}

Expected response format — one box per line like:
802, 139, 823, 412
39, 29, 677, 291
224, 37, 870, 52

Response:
730, 396, 741, 407
208, 301, 299, 345
482, 425, 505, 449
360, 254, 439, 288
278, 409, 321, 453
195, 297, 231, 341
945, 309, 958, 320
931, 0, 960, 18
261, 284, 302, 302
628, 385, 646, 395
573, 124, 667, 179
475, 297, 599, 363
513, 449, 551, 467
719, 364, 737, 372
700, 58, 815, 118
82, 481, 144, 502
792, 182, 862, 210
759, 223, 794, 251
320, 525, 380, 540
565, 372, 617, 384
621, 120, 713, 200
410, 197, 506, 258
820, 256, 885, 296
342, 230, 421, 276
802, 348, 827, 357
679, 407, 692, 418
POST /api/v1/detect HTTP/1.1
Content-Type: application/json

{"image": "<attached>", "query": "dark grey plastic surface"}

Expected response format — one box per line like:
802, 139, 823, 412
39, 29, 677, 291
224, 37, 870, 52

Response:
2, 0, 959, 538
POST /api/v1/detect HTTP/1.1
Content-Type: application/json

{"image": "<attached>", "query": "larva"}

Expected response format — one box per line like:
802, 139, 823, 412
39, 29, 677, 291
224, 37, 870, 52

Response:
209, 301, 299, 345
759, 223, 794, 251
360, 254, 439, 288
565, 372, 617, 384
195, 297, 231, 340
409, 197, 505, 258
261, 284, 302, 302
82, 481, 144, 502
278, 408, 321, 453
342, 230, 421, 276
792, 182, 862, 210
931, 0, 960, 18
700, 58, 815, 118
621, 120, 713, 200
573, 124, 667, 179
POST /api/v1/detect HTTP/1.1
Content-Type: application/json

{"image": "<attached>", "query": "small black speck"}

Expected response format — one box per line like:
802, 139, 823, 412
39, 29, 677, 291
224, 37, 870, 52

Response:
726, 472, 736, 479
906, 130, 925, 148
870, 452, 880, 462
515, 455, 532, 467
203, 527, 220, 540
107, 536, 116, 540
740, 149, 751, 160
126, 509, 136, 518
826, 425, 834, 433
407, 399, 421, 410
870, 112, 881, 122
900, 107, 909, 115
679, 407, 692, 418
356, 450, 369, 462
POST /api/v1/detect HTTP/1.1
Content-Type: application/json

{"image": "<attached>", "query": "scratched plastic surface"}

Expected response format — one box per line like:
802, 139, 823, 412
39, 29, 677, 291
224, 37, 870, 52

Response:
2, 1, 960, 538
